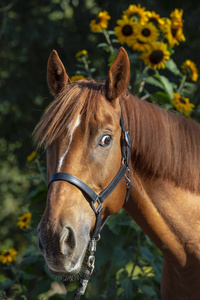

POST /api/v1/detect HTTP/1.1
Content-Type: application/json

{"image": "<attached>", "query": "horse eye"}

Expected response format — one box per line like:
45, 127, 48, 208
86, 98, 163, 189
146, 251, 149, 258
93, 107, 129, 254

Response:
99, 135, 112, 147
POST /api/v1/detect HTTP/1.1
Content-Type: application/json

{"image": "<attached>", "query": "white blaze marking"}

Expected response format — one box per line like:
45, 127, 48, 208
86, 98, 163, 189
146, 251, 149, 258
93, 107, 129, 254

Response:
58, 114, 81, 171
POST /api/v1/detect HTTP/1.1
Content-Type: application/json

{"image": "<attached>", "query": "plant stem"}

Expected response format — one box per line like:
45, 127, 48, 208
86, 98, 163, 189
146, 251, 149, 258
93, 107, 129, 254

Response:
35, 159, 46, 184
82, 56, 92, 77
177, 74, 187, 93
102, 29, 114, 55
134, 66, 148, 96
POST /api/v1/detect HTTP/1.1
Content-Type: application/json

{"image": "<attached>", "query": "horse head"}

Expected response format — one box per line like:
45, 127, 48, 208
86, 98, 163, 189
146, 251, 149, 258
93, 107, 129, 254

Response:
36, 48, 131, 278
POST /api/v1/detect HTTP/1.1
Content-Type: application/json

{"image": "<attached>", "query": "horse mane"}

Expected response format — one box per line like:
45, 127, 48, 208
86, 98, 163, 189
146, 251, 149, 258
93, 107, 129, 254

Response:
34, 79, 200, 194
33, 80, 105, 148
120, 92, 200, 194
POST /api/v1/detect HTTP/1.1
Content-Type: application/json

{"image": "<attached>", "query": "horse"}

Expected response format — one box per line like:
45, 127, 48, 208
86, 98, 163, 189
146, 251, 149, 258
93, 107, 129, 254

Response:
34, 47, 200, 299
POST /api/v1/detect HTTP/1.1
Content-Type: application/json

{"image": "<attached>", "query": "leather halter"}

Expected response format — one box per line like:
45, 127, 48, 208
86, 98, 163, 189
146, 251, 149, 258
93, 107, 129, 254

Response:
48, 113, 132, 239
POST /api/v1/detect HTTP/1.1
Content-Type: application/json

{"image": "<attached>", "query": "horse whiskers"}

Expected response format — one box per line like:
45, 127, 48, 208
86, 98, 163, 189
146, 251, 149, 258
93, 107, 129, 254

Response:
62, 248, 90, 284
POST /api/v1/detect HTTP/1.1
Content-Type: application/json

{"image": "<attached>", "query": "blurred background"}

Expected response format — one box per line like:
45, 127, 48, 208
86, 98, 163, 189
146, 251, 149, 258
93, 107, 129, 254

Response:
0, 0, 200, 299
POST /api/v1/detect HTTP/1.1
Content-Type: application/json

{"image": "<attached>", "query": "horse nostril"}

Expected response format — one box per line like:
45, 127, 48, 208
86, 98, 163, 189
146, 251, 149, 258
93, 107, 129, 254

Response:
60, 226, 76, 255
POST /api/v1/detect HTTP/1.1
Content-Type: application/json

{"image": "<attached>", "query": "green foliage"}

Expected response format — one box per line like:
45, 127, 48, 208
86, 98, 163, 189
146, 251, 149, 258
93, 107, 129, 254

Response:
1, 1, 200, 299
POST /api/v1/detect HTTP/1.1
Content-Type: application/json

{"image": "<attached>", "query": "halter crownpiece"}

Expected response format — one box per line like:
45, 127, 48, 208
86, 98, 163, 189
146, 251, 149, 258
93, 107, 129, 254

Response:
48, 112, 132, 299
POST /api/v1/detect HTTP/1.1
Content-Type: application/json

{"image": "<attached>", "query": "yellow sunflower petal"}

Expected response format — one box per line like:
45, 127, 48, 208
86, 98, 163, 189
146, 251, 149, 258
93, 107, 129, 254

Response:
0, 248, 18, 264
17, 212, 32, 230
75, 50, 87, 59
141, 42, 170, 69
181, 59, 198, 82
123, 4, 148, 24
90, 10, 110, 32
27, 151, 36, 162
114, 16, 137, 47
70, 75, 86, 82
172, 92, 194, 117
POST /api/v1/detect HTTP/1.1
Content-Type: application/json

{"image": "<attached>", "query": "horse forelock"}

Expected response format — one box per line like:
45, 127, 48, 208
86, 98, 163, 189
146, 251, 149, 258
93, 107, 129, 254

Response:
120, 93, 200, 194
33, 80, 105, 148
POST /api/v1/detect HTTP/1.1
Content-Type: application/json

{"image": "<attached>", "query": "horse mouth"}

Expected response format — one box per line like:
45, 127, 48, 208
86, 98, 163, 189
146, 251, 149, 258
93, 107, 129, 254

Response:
47, 247, 89, 281
48, 264, 86, 282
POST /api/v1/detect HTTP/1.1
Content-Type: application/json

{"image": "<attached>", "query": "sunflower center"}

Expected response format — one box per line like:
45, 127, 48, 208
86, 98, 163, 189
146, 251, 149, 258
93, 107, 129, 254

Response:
4, 252, 10, 257
180, 97, 186, 104
122, 25, 133, 36
149, 18, 159, 26
95, 17, 101, 24
22, 217, 28, 223
171, 27, 177, 38
149, 50, 164, 64
142, 28, 151, 37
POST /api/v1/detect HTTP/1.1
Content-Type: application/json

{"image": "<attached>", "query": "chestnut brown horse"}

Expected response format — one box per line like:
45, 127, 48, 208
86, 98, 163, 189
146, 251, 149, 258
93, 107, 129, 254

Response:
35, 47, 200, 299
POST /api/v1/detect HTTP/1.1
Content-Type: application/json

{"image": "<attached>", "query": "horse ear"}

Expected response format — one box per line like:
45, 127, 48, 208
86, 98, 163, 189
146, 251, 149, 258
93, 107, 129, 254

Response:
47, 50, 71, 96
105, 47, 130, 102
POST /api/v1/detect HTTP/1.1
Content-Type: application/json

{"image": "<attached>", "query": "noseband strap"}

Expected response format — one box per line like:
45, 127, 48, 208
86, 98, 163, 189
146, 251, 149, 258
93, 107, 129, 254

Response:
48, 113, 132, 239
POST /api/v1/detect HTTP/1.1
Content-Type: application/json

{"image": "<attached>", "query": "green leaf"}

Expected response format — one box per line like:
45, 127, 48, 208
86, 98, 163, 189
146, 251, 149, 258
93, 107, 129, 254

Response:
0, 278, 14, 290
107, 30, 115, 35
165, 59, 182, 76
145, 76, 164, 89
97, 43, 109, 48
31, 279, 51, 298
154, 73, 174, 100
108, 53, 116, 66
140, 246, 155, 262
141, 284, 157, 297
120, 277, 134, 299
20, 255, 39, 266
150, 91, 171, 104
181, 82, 198, 96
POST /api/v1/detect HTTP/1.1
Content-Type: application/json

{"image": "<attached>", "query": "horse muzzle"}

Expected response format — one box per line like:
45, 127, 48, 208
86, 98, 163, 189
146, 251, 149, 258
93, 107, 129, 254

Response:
37, 221, 90, 277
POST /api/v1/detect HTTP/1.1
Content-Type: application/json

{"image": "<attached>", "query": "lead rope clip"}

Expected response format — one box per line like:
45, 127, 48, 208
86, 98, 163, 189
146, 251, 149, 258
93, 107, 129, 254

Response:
73, 235, 100, 300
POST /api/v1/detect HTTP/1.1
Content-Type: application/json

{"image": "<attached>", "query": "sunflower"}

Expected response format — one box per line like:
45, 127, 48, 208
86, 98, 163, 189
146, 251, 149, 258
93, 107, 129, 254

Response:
131, 22, 158, 52
90, 11, 111, 32
75, 50, 87, 59
141, 42, 170, 69
181, 60, 198, 82
131, 37, 150, 52
27, 151, 36, 162
134, 23, 159, 43
17, 212, 32, 229
163, 17, 185, 47
170, 8, 184, 28
172, 93, 194, 118
123, 4, 148, 25
0, 248, 17, 265
70, 75, 86, 82
114, 16, 136, 47
145, 10, 165, 29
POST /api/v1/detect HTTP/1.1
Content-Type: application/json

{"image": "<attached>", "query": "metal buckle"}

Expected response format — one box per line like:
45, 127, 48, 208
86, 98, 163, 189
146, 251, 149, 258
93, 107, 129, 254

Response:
87, 235, 100, 275
87, 255, 95, 274
91, 197, 103, 215
125, 167, 132, 189
125, 130, 131, 147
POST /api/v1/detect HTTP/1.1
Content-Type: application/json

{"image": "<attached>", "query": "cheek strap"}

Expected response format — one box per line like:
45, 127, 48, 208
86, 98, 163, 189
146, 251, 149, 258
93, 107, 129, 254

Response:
48, 163, 128, 239
48, 112, 132, 239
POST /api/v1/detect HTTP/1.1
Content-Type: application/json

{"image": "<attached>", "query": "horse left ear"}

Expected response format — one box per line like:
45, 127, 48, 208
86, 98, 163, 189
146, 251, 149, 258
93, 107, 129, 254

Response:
105, 47, 130, 102
47, 50, 71, 96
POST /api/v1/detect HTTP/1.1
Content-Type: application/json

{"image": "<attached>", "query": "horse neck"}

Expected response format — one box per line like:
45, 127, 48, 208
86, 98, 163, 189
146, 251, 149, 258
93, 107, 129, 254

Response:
120, 93, 200, 193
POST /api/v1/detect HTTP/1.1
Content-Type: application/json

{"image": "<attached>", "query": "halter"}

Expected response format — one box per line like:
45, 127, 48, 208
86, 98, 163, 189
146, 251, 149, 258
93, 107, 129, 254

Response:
48, 113, 132, 299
